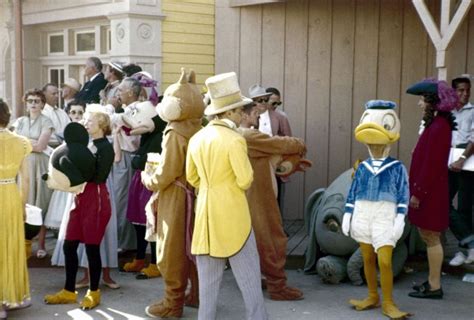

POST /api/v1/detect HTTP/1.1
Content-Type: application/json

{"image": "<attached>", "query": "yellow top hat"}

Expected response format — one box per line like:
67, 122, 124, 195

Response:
204, 72, 252, 116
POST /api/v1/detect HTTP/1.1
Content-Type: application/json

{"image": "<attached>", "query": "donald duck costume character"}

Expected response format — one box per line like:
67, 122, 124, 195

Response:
342, 100, 410, 319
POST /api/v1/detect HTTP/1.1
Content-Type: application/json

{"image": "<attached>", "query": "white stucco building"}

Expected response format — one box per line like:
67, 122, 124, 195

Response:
0, 0, 215, 114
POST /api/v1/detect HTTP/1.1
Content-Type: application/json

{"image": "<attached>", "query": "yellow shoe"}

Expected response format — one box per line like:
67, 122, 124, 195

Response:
382, 302, 411, 319
44, 289, 77, 305
80, 289, 101, 310
122, 259, 145, 272
349, 295, 380, 311
136, 264, 162, 279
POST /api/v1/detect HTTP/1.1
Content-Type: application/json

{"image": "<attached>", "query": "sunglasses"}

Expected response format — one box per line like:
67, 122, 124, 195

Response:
255, 97, 269, 104
271, 101, 282, 106
69, 110, 84, 115
26, 99, 42, 104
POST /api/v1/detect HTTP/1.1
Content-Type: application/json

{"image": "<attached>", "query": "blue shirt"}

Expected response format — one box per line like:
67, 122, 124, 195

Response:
345, 157, 409, 215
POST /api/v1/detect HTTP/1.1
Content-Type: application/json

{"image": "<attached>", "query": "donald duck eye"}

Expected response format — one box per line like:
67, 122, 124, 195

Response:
382, 114, 395, 130
359, 112, 369, 124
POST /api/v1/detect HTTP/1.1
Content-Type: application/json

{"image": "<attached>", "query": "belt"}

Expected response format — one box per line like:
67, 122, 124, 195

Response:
0, 178, 16, 185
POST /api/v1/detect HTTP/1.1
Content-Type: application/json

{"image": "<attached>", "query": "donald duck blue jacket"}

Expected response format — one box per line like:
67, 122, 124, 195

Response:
344, 157, 409, 215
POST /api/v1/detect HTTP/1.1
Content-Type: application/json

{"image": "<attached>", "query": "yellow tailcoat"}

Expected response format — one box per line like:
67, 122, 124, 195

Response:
186, 120, 253, 258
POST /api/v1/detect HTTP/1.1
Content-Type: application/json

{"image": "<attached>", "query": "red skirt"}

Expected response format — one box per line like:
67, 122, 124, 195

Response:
66, 182, 112, 245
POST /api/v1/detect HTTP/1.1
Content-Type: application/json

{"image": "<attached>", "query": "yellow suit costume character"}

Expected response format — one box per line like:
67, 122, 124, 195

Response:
142, 69, 204, 318
186, 72, 268, 320
342, 100, 410, 319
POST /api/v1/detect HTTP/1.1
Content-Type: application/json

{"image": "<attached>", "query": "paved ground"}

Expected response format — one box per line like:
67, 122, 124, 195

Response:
6, 262, 474, 320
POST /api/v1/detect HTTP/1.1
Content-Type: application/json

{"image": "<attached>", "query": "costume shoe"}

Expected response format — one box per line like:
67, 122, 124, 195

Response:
449, 252, 466, 266
80, 289, 101, 310
136, 264, 161, 279
269, 286, 304, 301
382, 301, 411, 319
44, 289, 77, 304
145, 300, 183, 318
122, 259, 145, 272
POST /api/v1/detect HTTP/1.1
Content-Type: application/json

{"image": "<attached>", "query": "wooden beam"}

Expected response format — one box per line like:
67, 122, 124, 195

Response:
229, 0, 285, 7
13, 0, 23, 118
440, 0, 451, 34
412, 0, 473, 79
412, 0, 442, 50
441, 0, 473, 48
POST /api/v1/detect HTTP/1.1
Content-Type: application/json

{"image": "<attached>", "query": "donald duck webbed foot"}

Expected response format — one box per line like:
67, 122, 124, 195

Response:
382, 301, 411, 319
349, 295, 380, 311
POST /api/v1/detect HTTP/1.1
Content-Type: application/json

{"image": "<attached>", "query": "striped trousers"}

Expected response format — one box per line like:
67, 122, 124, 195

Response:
196, 230, 268, 320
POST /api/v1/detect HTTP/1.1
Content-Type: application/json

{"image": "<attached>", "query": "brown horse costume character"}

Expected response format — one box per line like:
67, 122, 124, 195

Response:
142, 69, 204, 318
238, 126, 309, 300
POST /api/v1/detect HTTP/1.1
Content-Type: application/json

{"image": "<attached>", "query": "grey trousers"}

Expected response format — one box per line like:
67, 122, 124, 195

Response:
111, 151, 136, 250
196, 230, 268, 320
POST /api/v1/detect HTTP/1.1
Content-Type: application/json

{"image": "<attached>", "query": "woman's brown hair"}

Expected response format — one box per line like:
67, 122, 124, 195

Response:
23, 88, 46, 104
0, 98, 11, 127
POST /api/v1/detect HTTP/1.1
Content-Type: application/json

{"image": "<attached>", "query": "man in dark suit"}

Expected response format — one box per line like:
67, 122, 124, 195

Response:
76, 57, 108, 104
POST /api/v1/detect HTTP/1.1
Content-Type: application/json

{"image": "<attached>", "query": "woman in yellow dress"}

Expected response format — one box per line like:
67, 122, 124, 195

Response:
0, 99, 32, 319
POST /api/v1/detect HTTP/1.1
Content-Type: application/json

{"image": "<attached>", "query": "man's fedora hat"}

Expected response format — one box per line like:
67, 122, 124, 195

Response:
62, 78, 81, 92
204, 72, 252, 116
248, 84, 272, 100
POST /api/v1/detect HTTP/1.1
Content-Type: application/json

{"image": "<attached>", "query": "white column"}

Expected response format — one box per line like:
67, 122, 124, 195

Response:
107, 0, 165, 91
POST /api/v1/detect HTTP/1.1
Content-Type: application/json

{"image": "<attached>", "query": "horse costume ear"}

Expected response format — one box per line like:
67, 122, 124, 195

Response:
178, 68, 187, 84
188, 70, 196, 84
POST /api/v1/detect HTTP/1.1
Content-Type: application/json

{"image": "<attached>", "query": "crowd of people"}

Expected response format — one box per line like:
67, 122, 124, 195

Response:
0, 53, 473, 320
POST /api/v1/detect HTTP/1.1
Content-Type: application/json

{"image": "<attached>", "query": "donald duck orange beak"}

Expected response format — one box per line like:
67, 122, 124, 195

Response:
355, 122, 400, 145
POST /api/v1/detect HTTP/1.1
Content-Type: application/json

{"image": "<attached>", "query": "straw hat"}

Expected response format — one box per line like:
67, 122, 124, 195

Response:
62, 78, 81, 92
204, 72, 252, 116
108, 61, 124, 74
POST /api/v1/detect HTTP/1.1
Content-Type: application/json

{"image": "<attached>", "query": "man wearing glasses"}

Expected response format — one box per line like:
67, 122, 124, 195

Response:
248, 85, 292, 138
249, 85, 293, 216
266, 87, 292, 137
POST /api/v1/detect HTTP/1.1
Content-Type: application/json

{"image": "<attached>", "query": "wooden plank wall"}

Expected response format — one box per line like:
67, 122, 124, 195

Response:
216, 0, 474, 220
161, 0, 215, 89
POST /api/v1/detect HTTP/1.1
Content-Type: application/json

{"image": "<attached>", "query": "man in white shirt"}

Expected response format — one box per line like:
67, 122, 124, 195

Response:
248, 84, 273, 135
249, 85, 293, 220
111, 77, 141, 252
42, 83, 70, 148
448, 76, 474, 266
